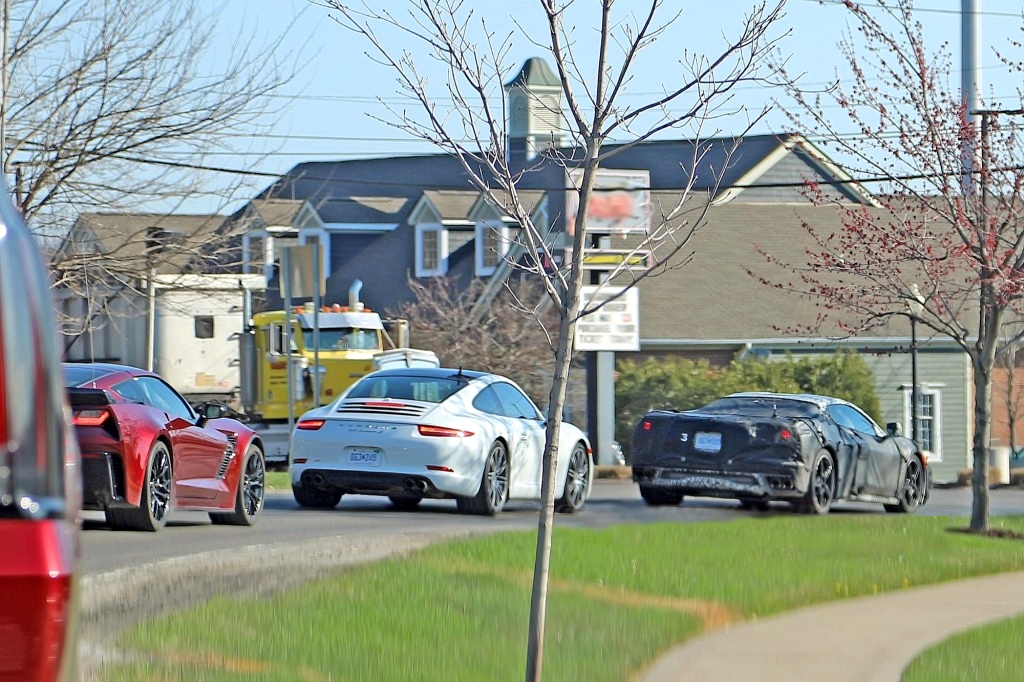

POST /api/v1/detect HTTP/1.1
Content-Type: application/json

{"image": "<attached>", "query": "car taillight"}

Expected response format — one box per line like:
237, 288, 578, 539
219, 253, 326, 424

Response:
779, 427, 792, 440
296, 419, 326, 431
0, 520, 75, 682
418, 424, 474, 437
642, 420, 652, 431
72, 409, 108, 427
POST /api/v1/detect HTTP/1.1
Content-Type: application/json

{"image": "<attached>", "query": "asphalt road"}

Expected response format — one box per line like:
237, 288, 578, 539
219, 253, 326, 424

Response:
80, 480, 1024, 575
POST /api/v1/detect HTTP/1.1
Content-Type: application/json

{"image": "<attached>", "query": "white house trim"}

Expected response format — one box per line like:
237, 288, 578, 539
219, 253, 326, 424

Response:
712, 134, 880, 207
415, 223, 448, 277
902, 382, 944, 462
475, 221, 511, 276
321, 222, 400, 233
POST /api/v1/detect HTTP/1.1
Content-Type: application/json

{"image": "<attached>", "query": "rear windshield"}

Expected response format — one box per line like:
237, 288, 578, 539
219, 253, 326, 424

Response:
698, 397, 821, 419
63, 364, 115, 387
344, 374, 468, 404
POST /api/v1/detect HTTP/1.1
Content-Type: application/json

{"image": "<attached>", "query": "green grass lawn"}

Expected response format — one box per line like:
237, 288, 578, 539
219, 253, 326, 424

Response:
91, 514, 1024, 681
265, 470, 289, 491
903, 613, 1024, 682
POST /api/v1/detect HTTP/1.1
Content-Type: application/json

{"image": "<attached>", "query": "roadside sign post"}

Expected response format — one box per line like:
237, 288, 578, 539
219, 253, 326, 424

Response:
576, 285, 640, 466
567, 168, 651, 467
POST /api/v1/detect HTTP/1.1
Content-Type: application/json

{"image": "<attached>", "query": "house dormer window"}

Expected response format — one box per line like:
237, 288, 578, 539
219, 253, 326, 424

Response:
242, 231, 270, 275
415, 223, 447, 277
475, 221, 510, 276
244, 227, 329, 279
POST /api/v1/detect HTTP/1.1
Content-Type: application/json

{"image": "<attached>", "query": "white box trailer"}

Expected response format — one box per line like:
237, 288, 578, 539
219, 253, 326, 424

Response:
61, 274, 266, 405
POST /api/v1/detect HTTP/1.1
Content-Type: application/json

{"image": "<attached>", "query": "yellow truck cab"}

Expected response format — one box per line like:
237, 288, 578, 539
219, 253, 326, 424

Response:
248, 304, 385, 420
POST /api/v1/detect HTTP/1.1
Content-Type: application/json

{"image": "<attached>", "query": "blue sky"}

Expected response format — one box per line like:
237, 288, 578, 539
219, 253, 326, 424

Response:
207, 0, 1024, 212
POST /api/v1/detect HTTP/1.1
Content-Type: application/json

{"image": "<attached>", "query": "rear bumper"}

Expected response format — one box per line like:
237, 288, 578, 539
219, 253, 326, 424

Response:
79, 452, 126, 510
632, 465, 808, 500
296, 468, 474, 499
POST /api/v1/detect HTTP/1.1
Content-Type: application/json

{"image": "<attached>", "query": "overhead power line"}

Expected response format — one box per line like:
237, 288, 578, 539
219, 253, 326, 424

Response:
101, 146, 1024, 194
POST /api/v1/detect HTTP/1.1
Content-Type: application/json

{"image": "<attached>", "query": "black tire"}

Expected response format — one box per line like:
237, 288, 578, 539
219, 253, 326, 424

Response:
388, 495, 423, 510
292, 483, 343, 509
639, 485, 684, 507
884, 456, 926, 514
555, 442, 592, 514
457, 441, 509, 516
802, 449, 836, 515
108, 441, 172, 532
210, 444, 266, 526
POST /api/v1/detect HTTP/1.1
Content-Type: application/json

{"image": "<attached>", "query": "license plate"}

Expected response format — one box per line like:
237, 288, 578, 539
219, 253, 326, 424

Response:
694, 432, 722, 453
347, 448, 381, 466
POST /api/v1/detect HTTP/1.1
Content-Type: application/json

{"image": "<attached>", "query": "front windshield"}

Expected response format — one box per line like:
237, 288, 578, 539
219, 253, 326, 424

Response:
305, 327, 381, 351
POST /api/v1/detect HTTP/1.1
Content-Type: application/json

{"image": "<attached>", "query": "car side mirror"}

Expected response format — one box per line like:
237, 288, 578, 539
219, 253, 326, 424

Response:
198, 402, 228, 427
202, 403, 229, 419
886, 422, 902, 437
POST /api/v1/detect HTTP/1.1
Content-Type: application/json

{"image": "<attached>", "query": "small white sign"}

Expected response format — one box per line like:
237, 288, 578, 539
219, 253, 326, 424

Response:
575, 286, 640, 352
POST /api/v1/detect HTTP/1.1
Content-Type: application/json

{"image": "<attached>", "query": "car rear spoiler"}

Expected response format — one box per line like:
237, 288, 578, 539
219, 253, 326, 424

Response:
67, 387, 111, 408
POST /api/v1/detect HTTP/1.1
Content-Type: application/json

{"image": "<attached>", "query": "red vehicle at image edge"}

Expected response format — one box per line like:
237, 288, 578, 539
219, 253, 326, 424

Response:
0, 189, 81, 681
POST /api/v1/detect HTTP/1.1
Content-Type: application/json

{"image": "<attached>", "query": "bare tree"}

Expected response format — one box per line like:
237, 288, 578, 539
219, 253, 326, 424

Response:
7, 0, 302, 344
0, 0, 302, 239
387, 275, 562, 405
2, 0, 299, 233
764, 0, 1024, 533
320, 0, 786, 678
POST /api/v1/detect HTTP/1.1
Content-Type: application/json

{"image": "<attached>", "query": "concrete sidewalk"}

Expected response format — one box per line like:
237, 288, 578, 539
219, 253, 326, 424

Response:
642, 570, 1024, 682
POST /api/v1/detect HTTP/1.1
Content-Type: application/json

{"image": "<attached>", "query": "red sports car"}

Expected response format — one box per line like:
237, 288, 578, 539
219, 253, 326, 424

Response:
65, 363, 266, 531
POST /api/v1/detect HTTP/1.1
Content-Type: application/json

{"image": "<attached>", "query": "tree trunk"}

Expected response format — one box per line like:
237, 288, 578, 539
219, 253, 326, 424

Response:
524, 143, 597, 682
970, 356, 992, 533
969, 294, 1000, 533
524, 319, 573, 681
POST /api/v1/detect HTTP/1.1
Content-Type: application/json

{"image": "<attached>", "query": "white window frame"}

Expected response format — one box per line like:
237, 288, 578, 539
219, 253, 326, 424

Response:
475, 221, 511, 276
299, 227, 330, 275
903, 383, 943, 461
243, 231, 279, 275
245, 228, 328, 276
415, 223, 448, 277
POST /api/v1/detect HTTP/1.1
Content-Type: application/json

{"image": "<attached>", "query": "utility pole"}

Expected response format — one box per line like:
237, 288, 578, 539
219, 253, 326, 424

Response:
961, 0, 981, 191
1, 0, 9, 179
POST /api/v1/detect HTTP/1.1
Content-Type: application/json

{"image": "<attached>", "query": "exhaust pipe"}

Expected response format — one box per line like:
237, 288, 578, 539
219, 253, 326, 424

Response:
348, 279, 364, 311
404, 478, 428, 492
311, 473, 326, 487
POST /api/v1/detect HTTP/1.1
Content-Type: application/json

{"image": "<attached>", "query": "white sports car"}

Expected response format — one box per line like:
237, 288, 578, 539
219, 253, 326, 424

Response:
289, 367, 593, 515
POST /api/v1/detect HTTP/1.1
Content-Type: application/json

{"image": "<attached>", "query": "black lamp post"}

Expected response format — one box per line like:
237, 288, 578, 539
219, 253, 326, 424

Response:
909, 284, 925, 445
